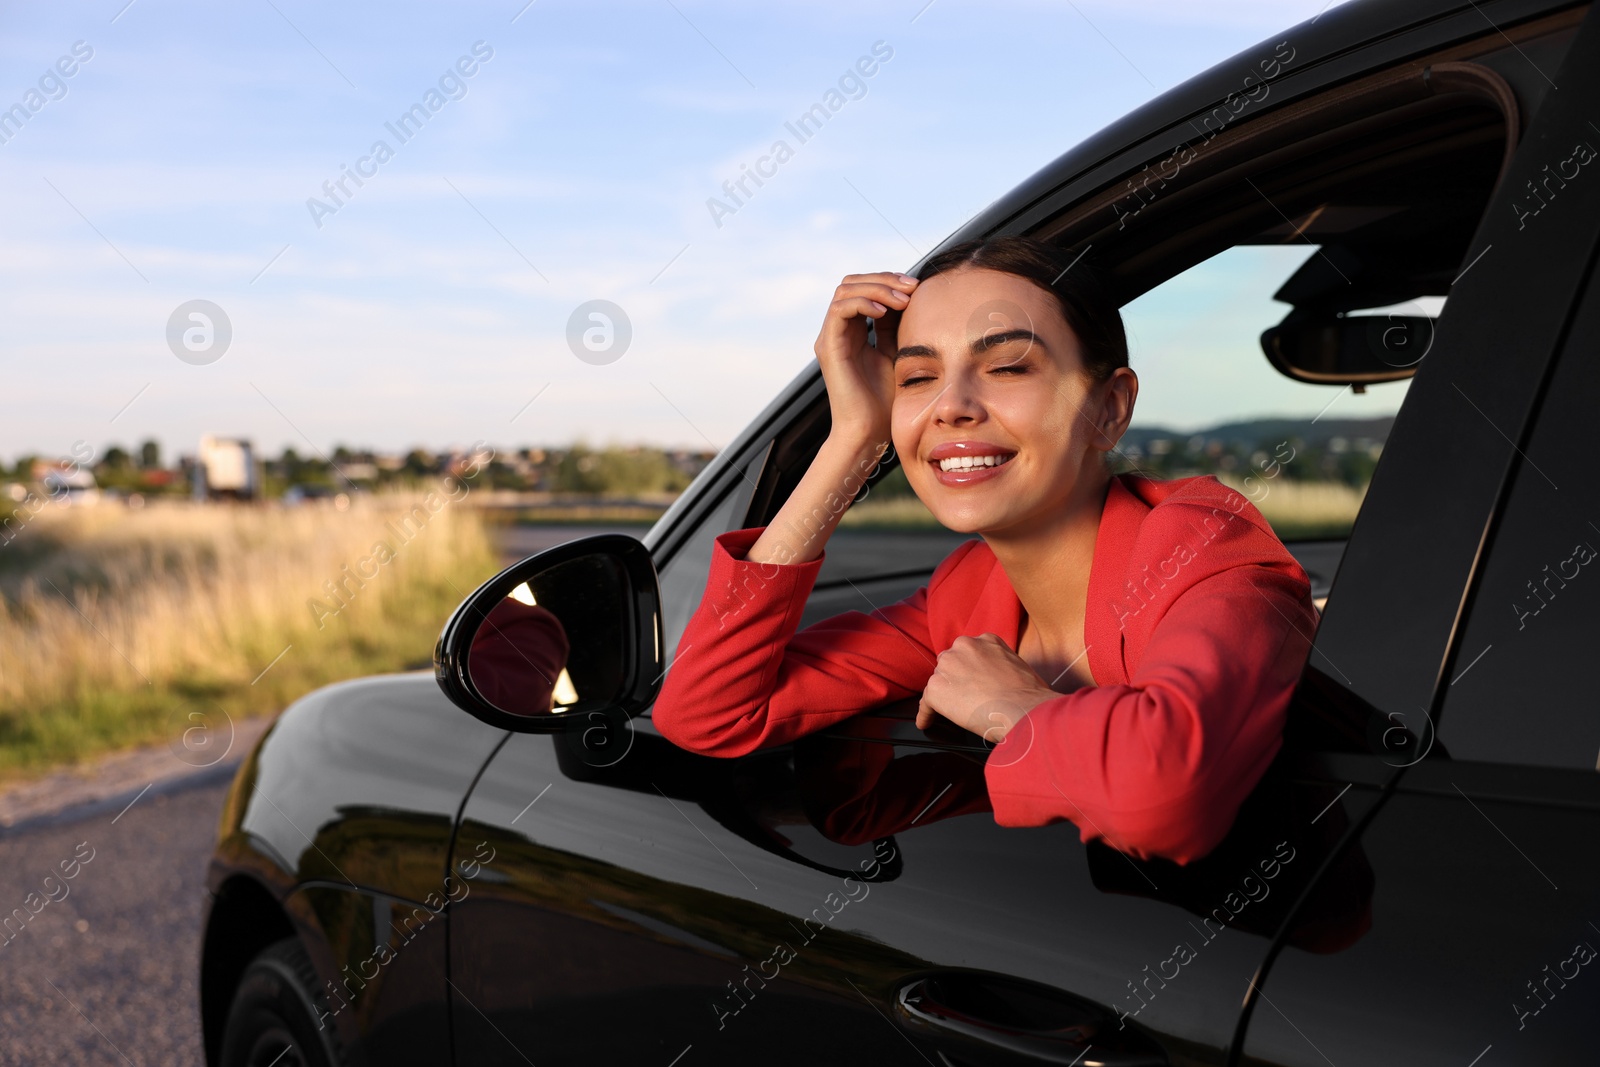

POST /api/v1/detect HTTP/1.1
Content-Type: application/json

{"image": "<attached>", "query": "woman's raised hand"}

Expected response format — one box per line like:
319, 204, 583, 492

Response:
813, 272, 918, 450
742, 271, 918, 567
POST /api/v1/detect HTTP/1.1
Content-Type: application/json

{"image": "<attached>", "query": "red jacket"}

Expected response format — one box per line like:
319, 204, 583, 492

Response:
651, 473, 1319, 865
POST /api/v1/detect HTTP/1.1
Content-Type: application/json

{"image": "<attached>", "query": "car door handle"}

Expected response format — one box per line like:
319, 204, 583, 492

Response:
895, 974, 1167, 1067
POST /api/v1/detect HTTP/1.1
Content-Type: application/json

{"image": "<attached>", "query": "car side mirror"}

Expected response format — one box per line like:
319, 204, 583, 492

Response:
434, 534, 663, 732
1261, 311, 1433, 385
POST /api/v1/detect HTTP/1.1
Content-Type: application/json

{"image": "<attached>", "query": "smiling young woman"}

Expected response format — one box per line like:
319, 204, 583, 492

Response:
651, 234, 1319, 865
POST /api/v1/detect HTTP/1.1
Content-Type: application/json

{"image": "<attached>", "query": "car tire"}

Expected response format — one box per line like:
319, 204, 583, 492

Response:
219, 937, 350, 1067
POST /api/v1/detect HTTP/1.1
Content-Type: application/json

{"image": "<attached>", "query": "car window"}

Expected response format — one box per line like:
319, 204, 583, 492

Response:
818, 467, 975, 589
1435, 261, 1600, 771
1116, 245, 1418, 545
803, 243, 1426, 616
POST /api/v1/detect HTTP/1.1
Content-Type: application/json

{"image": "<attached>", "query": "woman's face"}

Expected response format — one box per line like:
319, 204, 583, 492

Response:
889, 266, 1134, 537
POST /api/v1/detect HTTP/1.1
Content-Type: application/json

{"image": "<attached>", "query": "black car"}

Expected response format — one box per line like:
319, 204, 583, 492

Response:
201, 2, 1600, 1063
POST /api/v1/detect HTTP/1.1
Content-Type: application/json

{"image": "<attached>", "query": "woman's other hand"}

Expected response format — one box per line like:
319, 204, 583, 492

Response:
814, 271, 918, 450
915, 633, 1055, 743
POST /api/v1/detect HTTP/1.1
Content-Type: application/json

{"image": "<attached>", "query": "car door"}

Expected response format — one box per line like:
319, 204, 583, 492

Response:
441, 402, 1369, 1067
790, 708, 1386, 1066
447, 691, 1374, 1067
1237, 11, 1600, 1063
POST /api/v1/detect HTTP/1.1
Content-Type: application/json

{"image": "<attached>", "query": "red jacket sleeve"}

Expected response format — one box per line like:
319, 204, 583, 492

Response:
984, 508, 1316, 866
651, 527, 979, 757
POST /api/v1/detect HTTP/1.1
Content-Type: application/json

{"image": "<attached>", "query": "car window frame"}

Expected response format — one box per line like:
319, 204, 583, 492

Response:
1430, 237, 1600, 770
1303, 4, 1600, 751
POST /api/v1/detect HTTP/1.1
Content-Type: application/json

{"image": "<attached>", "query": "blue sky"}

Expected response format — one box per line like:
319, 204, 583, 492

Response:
0, 0, 1409, 463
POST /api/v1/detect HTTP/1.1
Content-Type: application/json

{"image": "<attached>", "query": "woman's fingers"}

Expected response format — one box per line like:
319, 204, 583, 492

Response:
816, 300, 897, 369
834, 279, 916, 311
818, 279, 915, 357
835, 280, 915, 302
829, 295, 892, 319
812, 270, 915, 445
817, 275, 916, 350
837, 271, 920, 292
917, 659, 949, 730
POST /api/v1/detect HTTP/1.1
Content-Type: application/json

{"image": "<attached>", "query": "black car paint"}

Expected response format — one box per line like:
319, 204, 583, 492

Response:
204, 675, 508, 1064
446, 710, 1381, 1066
201, 1, 1600, 1064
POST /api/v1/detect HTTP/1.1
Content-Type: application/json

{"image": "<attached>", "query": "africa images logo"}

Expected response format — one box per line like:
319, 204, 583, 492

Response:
166, 300, 232, 365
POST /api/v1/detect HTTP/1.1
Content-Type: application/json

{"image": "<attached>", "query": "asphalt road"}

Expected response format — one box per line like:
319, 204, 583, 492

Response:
0, 775, 229, 1066
494, 521, 654, 561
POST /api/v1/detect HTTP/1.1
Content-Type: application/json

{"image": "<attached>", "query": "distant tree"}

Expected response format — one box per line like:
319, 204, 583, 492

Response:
552, 444, 693, 494
867, 464, 915, 499
551, 444, 599, 493
101, 445, 132, 470
138, 439, 161, 470
276, 447, 330, 485
403, 450, 435, 478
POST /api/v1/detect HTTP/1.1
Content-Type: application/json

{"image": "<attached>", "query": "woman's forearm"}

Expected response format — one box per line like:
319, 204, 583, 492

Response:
745, 434, 888, 566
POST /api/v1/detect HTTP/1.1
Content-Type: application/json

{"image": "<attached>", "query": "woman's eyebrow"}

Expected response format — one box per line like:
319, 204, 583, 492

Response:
975, 328, 1045, 353
894, 329, 1045, 363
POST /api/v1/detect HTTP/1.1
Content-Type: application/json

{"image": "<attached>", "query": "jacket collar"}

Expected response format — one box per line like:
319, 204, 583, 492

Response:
964, 474, 1152, 687
1084, 475, 1154, 685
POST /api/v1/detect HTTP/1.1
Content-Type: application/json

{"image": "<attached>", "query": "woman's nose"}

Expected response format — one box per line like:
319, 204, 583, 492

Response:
931, 372, 985, 426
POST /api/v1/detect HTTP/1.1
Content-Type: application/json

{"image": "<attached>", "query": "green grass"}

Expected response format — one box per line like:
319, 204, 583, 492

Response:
0, 497, 499, 784
0, 575, 474, 780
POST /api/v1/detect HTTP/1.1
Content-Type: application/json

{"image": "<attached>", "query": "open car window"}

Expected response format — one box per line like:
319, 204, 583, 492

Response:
1115, 245, 1418, 543
765, 33, 1525, 623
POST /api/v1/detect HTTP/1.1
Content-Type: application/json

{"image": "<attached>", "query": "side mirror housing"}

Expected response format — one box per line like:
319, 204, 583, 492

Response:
434, 534, 663, 733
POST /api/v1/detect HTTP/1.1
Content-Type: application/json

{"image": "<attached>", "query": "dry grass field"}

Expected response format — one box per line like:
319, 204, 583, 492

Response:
1216, 475, 1368, 541
842, 475, 1367, 540
0, 495, 499, 783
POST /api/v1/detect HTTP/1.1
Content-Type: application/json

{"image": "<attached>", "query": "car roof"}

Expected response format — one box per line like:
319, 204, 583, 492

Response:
932, 0, 1578, 258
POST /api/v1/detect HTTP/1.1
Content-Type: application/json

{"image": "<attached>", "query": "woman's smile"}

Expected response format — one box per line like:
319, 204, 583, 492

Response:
928, 440, 1018, 485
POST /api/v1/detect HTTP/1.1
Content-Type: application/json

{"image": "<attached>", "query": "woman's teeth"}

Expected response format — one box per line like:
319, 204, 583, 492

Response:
938, 453, 1014, 472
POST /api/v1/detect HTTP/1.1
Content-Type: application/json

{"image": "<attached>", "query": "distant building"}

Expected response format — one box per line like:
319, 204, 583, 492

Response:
194, 436, 260, 500
40, 464, 100, 506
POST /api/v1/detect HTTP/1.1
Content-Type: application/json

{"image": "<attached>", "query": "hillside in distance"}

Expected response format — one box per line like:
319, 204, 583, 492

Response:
1120, 415, 1396, 452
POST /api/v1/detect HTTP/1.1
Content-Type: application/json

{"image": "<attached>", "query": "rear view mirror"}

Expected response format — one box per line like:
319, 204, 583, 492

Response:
1261, 312, 1433, 385
434, 534, 663, 732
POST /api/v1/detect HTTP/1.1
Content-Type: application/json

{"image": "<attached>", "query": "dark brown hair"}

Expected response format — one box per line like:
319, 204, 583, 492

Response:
909, 234, 1128, 382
